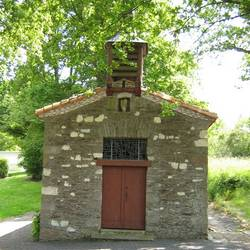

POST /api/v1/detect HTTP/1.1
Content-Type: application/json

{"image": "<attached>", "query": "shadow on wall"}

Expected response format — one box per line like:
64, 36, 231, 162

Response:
0, 151, 24, 173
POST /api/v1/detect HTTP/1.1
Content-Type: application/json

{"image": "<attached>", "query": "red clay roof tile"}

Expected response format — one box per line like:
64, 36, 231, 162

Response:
35, 87, 217, 121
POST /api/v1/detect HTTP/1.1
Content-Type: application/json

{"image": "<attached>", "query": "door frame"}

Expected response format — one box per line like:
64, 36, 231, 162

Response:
97, 159, 150, 230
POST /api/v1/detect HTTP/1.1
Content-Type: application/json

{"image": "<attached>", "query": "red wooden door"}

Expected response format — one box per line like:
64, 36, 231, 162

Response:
102, 166, 146, 230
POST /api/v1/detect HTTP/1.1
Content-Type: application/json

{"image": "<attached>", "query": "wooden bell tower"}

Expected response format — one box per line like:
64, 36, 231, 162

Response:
105, 34, 148, 96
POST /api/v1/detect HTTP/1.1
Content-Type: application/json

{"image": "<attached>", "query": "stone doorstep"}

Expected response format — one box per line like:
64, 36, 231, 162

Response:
93, 229, 154, 241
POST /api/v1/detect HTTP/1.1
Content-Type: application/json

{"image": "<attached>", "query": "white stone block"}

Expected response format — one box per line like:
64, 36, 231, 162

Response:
194, 139, 208, 147
42, 186, 58, 196
179, 163, 187, 170
62, 145, 71, 150
60, 220, 69, 227
154, 117, 161, 123
62, 175, 69, 179
84, 116, 94, 123
81, 129, 90, 133
75, 154, 81, 161
158, 133, 165, 139
51, 220, 59, 227
76, 164, 89, 168
49, 156, 55, 160
76, 114, 83, 123
199, 130, 208, 139
90, 162, 96, 166
168, 176, 173, 179
192, 179, 203, 182
95, 169, 102, 175
64, 181, 71, 187
79, 133, 84, 137
195, 167, 203, 171
148, 156, 155, 161
43, 168, 51, 177
61, 164, 71, 168
56, 133, 62, 137
84, 178, 90, 182
95, 114, 105, 122
153, 135, 158, 141
160, 207, 164, 211
170, 162, 178, 169
134, 111, 140, 116
61, 125, 66, 129
70, 192, 75, 197
190, 126, 195, 130
70, 132, 78, 138
177, 192, 185, 196
93, 153, 103, 159
67, 226, 76, 233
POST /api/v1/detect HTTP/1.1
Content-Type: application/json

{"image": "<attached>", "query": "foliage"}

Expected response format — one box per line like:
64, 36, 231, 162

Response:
208, 118, 250, 157
0, 131, 17, 151
19, 124, 44, 181
208, 119, 229, 157
208, 157, 250, 222
0, 158, 8, 178
175, 0, 250, 79
0, 174, 41, 219
160, 101, 179, 117
0, 0, 201, 180
32, 213, 40, 241
226, 117, 250, 157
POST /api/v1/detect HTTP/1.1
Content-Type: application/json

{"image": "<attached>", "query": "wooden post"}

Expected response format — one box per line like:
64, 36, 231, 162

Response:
106, 43, 113, 96
135, 45, 144, 96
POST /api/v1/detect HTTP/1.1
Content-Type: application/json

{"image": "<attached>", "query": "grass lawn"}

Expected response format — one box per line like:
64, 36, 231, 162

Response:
208, 157, 250, 226
0, 174, 41, 220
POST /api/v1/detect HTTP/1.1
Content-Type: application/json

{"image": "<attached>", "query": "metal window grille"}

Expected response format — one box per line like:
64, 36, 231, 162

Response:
103, 138, 147, 160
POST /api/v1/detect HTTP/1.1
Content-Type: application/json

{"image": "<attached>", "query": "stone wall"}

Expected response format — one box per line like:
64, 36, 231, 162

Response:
40, 94, 212, 240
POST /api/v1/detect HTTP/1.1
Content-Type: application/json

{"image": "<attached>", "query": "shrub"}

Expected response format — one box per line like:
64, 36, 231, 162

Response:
208, 168, 250, 201
32, 213, 40, 241
19, 124, 43, 180
0, 158, 8, 178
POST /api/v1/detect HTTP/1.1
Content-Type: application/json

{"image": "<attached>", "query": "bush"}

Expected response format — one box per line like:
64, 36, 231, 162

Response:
208, 168, 250, 201
19, 124, 44, 180
0, 158, 8, 178
32, 213, 40, 241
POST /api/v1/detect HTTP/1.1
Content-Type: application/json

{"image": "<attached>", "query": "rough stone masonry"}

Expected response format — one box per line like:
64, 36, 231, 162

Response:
39, 91, 215, 240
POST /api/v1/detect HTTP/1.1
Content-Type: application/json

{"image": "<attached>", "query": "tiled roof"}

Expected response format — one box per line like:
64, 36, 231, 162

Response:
35, 87, 218, 120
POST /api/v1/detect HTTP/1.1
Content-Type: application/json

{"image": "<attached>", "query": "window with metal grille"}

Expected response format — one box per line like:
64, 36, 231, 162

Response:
103, 138, 147, 160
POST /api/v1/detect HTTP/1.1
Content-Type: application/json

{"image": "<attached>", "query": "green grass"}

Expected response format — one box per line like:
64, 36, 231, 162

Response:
208, 157, 250, 224
0, 174, 41, 220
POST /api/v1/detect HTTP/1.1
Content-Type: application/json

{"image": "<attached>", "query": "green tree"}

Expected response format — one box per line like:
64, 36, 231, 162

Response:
226, 117, 250, 157
175, 0, 250, 80
208, 119, 230, 157
0, 0, 199, 179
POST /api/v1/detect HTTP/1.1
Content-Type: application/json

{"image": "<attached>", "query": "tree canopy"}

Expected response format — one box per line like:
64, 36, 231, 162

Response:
0, 0, 248, 178
175, 0, 250, 80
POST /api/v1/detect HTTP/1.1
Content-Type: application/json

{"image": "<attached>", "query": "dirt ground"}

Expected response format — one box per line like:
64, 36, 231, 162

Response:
208, 203, 250, 248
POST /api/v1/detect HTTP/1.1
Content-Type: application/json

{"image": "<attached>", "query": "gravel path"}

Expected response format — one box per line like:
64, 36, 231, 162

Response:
0, 206, 249, 250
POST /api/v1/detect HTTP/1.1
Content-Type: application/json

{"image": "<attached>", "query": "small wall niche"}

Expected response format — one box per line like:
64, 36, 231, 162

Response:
118, 98, 130, 112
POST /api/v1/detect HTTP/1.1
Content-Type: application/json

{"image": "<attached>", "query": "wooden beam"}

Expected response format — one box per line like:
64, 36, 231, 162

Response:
96, 159, 150, 167
112, 71, 137, 77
